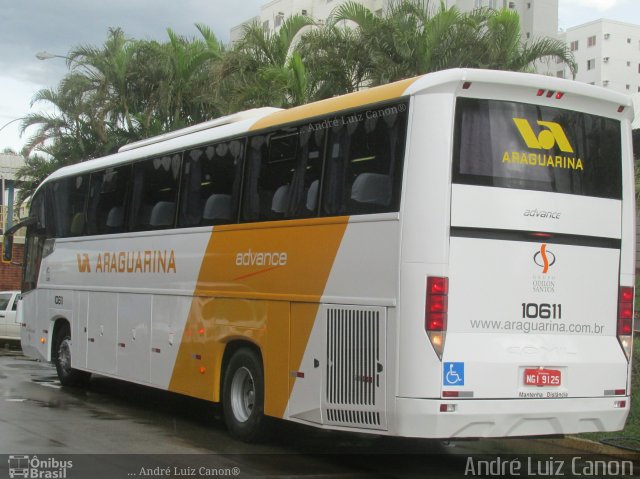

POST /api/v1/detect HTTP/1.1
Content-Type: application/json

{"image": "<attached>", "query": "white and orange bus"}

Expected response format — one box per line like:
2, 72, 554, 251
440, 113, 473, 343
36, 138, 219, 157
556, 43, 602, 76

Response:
5, 68, 635, 441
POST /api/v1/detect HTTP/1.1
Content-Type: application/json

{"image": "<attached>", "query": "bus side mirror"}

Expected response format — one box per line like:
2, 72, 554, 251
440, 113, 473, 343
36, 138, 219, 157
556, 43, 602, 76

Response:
3, 234, 12, 262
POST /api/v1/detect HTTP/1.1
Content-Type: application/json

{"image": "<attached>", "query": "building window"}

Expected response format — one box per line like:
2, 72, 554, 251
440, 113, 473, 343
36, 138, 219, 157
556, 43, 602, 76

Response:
587, 35, 596, 47
587, 59, 595, 70
262, 20, 269, 32
275, 13, 284, 28
570, 40, 579, 51
556, 56, 564, 64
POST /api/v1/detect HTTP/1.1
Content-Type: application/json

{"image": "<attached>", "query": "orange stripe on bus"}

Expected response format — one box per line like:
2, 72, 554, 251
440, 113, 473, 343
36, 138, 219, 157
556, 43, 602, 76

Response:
250, 77, 417, 131
168, 218, 349, 418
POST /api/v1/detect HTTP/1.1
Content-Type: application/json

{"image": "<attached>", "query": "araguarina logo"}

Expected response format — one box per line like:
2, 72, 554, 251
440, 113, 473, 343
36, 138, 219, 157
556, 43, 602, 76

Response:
512, 118, 574, 153
533, 243, 556, 274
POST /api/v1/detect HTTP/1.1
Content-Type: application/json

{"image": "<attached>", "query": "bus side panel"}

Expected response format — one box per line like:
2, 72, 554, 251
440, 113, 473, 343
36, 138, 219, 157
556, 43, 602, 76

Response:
397, 92, 455, 399
150, 295, 191, 387
168, 219, 350, 414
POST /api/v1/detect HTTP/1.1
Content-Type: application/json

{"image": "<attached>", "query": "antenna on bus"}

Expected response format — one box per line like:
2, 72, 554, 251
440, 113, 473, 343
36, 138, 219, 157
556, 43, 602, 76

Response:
118, 107, 282, 153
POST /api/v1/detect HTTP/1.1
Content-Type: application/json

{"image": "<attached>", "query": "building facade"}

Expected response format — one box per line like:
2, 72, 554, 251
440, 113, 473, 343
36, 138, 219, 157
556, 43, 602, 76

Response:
557, 20, 640, 93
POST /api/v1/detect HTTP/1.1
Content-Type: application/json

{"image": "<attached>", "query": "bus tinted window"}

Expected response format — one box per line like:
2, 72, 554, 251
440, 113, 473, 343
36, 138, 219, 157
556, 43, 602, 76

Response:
87, 165, 131, 235
179, 140, 244, 227
322, 102, 408, 216
130, 154, 181, 231
453, 98, 622, 199
241, 127, 324, 222
51, 175, 89, 237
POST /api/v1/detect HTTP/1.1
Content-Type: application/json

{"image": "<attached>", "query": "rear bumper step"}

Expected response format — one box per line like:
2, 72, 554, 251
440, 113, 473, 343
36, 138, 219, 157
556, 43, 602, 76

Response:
394, 396, 629, 438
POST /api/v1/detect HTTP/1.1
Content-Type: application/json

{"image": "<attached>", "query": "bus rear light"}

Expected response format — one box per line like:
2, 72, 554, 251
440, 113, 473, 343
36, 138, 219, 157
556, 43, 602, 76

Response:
426, 314, 446, 331
462, 82, 472, 90
426, 277, 448, 359
604, 389, 627, 396
618, 105, 625, 113
427, 277, 448, 295
439, 404, 456, 412
546, 90, 555, 98
617, 286, 634, 360
555, 92, 565, 99
442, 391, 459, 398
614, 400, 627, 408
537, 89, 545, 96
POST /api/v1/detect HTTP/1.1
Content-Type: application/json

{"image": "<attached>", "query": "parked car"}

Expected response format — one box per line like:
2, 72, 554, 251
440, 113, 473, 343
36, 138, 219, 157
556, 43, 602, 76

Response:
0, 291, 21, 340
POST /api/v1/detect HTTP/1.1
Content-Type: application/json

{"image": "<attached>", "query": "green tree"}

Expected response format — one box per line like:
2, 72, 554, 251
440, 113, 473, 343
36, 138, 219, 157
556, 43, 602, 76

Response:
222, 14, 315, 109
331, 0, 576, 85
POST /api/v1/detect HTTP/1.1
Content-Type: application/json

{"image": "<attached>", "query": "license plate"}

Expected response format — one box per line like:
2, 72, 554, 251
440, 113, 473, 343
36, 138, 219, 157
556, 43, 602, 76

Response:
524, 368, 561, 387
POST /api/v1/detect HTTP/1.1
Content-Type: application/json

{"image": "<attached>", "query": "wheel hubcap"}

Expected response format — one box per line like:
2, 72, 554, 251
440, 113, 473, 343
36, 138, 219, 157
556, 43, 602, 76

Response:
230, 366, 255, 423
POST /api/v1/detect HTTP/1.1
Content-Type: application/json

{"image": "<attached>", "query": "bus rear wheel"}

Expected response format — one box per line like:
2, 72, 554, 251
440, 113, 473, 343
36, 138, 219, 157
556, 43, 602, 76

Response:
54, 324, 90, 387
222, 348, 267, 442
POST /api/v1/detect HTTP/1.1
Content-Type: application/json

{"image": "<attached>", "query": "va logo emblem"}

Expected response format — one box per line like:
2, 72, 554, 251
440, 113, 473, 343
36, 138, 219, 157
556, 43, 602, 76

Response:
513, 118, 574, 153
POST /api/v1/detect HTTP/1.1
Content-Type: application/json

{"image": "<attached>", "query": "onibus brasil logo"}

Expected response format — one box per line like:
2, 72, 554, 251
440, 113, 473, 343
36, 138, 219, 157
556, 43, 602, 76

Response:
8, 455, 73, 478
503, 118, 583, 171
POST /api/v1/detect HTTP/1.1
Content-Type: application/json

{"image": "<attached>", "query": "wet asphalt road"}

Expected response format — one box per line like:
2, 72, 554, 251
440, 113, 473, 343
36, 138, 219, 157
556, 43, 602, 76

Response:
0, 341, 632, 479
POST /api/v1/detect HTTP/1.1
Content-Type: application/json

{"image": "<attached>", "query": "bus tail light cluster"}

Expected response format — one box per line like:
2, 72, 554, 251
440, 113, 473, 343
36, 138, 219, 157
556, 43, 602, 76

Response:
617, 286, 634, 361
426, 276, 448, 360
536, 89, 564, 99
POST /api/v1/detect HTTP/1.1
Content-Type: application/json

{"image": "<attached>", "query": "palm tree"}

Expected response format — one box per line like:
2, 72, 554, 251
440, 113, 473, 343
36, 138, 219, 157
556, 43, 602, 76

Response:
158, 24, 224, 128
67, 28, 138, 135
222, 14, 316, 108
331, 0, 576, 84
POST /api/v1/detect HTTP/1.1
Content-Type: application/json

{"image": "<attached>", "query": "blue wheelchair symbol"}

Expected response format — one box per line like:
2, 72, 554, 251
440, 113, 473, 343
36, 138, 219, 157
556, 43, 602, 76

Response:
443, 362, 464, 386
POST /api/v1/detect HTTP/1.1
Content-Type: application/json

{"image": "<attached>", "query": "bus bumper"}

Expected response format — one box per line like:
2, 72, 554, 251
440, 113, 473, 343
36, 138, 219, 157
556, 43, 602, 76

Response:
393, 397, 629, 438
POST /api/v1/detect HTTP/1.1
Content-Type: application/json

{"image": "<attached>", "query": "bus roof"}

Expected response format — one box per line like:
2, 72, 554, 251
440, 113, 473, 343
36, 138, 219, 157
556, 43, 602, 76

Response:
41, 68, 633, 187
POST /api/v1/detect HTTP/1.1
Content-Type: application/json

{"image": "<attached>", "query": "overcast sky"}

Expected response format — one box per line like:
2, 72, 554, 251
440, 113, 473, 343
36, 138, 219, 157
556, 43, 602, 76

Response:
0, 0, 639, 153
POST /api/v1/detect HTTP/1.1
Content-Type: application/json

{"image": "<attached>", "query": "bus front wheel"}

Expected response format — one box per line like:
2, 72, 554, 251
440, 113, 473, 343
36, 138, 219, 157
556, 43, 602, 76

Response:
53, 325, 90, 387
222, 348, 267, 442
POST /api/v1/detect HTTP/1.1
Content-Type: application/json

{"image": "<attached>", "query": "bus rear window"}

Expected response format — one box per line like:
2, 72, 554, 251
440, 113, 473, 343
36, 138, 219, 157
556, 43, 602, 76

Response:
453, 98, 622, 199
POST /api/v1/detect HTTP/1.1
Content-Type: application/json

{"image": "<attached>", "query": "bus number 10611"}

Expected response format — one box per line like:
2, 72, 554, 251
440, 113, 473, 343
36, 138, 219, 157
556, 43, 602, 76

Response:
521, 303, 562, 319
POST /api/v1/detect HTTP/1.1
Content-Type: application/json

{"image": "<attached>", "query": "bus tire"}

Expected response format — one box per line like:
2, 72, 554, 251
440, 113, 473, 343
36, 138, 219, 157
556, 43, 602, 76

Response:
222, 348, 267, 442
54, 324, 90, 387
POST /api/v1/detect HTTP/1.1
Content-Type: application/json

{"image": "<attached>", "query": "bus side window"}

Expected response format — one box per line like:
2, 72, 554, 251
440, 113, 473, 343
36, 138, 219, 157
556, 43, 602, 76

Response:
51, 175, 89, 237
322, 102, 408, 216
179, 139, 244, 227
241, 127, 324, 222
86, 165, 131, 235
240, 135, 268, 222
129, 154, 181, 231
287, 127, 324, 218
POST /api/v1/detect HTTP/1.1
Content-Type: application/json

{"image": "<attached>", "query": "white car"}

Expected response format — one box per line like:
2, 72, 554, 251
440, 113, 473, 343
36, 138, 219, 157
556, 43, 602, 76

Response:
0, 291, 21, 340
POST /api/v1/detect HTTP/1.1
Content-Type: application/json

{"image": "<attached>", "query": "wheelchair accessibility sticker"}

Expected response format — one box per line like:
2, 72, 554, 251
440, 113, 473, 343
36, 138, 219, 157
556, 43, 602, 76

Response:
443, 362, 464, 386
